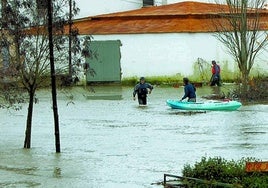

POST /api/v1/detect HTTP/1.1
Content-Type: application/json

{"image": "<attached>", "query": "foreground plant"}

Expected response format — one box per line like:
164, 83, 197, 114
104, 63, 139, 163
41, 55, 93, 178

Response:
182, 157, 268, 187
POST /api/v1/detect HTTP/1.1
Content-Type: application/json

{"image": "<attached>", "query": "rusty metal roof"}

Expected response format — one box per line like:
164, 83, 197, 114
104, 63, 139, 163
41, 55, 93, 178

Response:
66, 1, 268, 35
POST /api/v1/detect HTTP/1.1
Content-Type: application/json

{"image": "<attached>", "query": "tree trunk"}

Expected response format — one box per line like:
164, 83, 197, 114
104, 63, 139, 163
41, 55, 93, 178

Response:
23, 86, 35, 148
240, 68, 250, 95
68, 0, 73, 78
48, 0, 61, 153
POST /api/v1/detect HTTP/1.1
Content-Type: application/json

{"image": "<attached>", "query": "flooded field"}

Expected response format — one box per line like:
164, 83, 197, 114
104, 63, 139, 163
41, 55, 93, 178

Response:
0, 85, 267, 188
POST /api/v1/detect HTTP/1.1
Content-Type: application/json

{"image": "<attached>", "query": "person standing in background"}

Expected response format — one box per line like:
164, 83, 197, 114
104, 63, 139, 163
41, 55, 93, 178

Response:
210, 60, 221, 86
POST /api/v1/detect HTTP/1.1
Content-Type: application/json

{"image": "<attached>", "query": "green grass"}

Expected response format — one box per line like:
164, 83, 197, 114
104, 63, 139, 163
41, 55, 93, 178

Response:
122, 75, 189, 86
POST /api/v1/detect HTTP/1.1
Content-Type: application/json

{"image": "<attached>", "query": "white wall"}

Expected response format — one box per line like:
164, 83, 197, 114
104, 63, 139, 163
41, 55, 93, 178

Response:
76, 0, 141, 18
76, 0, 268, 18
90, 33, 268, 78
90, 34, 212, 77
75, 0, 219, 18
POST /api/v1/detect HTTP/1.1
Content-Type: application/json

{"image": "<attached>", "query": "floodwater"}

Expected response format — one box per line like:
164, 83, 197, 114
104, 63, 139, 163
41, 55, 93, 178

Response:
0, 85, 267, 188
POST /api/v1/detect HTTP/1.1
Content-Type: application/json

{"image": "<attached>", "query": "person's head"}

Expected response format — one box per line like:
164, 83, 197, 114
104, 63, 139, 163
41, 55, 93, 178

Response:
212, 60, 217, 65
140, 77, 145, 83
183, 77, 189, 85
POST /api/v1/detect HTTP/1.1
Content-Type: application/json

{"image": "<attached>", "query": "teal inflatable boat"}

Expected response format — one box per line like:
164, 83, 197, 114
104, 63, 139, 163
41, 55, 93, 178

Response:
166, 99, 242, 111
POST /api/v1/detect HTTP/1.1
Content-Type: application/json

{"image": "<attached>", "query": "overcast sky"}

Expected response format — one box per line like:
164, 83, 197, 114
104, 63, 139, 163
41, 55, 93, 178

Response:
75, 0, 213, 18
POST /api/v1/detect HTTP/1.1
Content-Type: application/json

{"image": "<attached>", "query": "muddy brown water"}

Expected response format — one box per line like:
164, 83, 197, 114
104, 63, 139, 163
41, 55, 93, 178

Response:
0, 85, 267, 188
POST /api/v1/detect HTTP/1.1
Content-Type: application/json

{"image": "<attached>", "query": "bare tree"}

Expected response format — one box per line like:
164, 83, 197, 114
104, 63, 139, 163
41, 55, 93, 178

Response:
0, 0, 90, 150
212, 0, 268, 88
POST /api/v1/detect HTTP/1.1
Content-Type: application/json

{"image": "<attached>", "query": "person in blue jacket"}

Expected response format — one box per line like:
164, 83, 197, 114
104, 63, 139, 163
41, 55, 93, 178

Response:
133, 77, 153, 105
180, 77, 196, 102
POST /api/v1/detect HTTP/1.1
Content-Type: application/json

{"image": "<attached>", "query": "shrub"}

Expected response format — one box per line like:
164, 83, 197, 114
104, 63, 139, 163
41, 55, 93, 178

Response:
181, 157, 268, 188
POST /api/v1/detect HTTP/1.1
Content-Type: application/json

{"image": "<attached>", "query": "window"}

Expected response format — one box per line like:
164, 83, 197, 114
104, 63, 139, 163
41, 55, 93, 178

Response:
143, 0, 154, 7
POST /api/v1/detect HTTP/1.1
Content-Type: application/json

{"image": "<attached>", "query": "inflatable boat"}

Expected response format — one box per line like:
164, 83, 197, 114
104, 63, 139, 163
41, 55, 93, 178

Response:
166, 99, 242, 111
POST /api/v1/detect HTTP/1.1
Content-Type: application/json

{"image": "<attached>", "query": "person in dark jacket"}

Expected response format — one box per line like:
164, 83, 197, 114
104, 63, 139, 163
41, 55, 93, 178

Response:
180, 77, 196, 102
210, 60, 221, 86
133, 77, 153, 105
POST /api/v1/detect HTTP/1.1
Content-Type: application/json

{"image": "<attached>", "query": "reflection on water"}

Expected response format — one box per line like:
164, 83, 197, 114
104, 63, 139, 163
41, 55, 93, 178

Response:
211, 85, 221, 94
0, 165, 38, 175
83, 85, 123, 100
0, 181, 41, 187
85, 95, 122, 100
0, 86, 267, 188
170, 110, 207, 116
53, 167, 62, 178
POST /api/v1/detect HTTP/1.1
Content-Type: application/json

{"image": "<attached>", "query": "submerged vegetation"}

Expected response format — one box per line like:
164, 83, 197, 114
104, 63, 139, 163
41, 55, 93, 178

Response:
233, 76, 268, 104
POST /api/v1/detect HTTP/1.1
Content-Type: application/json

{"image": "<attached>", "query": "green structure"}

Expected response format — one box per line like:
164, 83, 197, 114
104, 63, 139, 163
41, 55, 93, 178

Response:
86, 40, 122, 83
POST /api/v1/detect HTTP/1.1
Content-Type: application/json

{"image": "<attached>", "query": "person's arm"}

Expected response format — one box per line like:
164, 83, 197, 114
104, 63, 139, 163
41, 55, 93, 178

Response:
133, 84, 139, 99
181, 86, 189, 100
147, 83, 153, 94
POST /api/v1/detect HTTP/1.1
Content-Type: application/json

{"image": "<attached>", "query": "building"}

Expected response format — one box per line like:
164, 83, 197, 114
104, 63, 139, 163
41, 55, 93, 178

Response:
70, 1, 268, 82
3, 1, 268, 83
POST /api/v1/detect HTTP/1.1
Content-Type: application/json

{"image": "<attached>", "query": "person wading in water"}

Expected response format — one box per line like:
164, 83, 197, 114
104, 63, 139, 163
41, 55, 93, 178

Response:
180, 77, 196, 102
210, 60, 221, 86
133, 77, 153, 105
